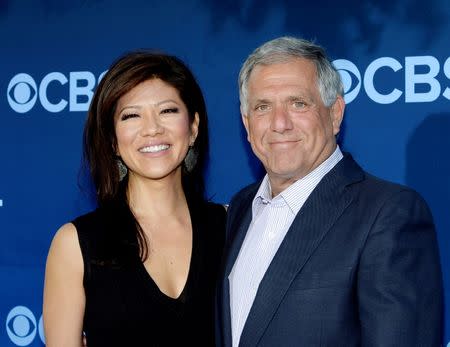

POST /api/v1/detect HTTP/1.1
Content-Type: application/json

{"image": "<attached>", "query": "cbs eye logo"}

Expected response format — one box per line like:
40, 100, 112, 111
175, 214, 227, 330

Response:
333, 56, 450, 104
333, 59, 361, 104
7, 74, 38, 114
6, 70, 106, 114
5, 306, 45, 346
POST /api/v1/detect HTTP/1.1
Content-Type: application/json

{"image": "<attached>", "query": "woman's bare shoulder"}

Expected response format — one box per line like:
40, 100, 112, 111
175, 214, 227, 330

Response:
47, 222, 82, 270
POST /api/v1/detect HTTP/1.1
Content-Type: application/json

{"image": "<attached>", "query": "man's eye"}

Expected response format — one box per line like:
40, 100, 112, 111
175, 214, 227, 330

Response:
293, 101, 306, 109
121, 113, 139, 121
255, 104, 269, 112
161, 107, 179, 114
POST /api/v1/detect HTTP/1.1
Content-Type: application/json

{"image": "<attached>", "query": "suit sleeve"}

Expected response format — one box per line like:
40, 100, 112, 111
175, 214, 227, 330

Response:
357, 189, 443, 347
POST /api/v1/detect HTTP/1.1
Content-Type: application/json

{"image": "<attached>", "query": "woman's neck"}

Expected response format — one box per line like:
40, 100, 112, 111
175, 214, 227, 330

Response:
126, 173, 188, 220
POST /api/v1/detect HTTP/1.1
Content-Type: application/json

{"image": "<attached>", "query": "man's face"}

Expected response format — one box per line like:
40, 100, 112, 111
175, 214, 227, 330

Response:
242, 58, 345, 195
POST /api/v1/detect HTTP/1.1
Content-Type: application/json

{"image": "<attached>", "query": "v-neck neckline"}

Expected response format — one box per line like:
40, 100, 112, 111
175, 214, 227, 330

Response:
137, 200, 197, 303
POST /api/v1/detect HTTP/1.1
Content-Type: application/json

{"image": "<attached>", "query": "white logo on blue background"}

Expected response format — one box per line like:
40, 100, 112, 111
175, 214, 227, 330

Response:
333, 55, 450, 104
333, 59, 361, 104
6, 71, 106, 114
7, 74, 38, 114
5, 306, 37, 346
38, 315, 45, 344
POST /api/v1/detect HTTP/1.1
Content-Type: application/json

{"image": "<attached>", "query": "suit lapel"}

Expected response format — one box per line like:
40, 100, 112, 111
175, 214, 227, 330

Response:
220, 184, 258, 347
239, 154, 364, 346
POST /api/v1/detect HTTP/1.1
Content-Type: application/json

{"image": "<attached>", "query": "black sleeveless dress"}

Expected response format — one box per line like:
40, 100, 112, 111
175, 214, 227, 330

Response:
73, 199, 226, 347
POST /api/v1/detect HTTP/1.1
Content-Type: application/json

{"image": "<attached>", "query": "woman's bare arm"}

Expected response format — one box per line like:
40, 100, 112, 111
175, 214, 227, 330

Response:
43, 223, 85, 347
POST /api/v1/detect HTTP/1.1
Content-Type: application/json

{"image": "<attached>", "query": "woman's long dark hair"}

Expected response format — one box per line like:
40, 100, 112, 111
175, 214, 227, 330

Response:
83, 51, 209, 261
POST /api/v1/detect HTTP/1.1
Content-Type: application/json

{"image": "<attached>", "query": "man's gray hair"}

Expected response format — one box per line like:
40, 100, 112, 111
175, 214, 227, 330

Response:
239, 36, 344, 114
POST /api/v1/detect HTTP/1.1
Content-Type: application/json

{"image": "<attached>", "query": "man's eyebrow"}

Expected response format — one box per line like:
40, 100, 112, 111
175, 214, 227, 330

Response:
252, 98, 271, 105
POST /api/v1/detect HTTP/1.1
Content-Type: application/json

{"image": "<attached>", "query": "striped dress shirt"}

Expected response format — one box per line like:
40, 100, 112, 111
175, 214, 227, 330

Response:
229, 146, 343, 347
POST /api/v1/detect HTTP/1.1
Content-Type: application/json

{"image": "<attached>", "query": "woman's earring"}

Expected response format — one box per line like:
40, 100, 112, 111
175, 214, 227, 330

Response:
184, 146, 197, 173
117, 158, 128, 181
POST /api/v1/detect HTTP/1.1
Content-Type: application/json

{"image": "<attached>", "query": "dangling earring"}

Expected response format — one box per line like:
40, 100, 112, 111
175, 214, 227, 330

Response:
184, 146, 197, 173
116, 158, 128, 181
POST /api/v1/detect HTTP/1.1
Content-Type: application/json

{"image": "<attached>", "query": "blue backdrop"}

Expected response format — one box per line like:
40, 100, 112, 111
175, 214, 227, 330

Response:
1, 0, 448, 345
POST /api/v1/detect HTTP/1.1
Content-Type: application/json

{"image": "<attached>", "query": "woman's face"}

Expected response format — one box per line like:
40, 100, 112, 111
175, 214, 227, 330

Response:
114, 78, 199, 183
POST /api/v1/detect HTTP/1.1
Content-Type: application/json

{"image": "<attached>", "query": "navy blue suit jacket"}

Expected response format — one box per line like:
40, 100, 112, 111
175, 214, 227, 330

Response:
217, 154, 443, 346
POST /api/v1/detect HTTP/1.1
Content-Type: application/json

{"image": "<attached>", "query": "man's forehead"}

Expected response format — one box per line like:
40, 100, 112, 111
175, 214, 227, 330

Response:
249, 60, 316, 86
248, 85, 308, 101
251, 58, 315, 74
247, 72, 317, 101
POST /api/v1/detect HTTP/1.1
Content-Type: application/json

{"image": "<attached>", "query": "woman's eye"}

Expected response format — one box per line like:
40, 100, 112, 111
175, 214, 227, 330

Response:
161, 107, 179, 115
121, 113, 139, 121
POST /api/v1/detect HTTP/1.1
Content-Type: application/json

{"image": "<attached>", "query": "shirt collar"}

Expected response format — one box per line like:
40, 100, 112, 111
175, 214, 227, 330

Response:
252, 146, 343, 216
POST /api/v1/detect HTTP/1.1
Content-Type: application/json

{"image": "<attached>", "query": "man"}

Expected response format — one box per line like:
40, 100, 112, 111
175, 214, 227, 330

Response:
217, 37, 443, 346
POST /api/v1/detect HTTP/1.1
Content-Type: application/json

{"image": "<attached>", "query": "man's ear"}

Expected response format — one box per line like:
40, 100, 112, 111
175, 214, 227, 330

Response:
241, 105, 251, 142
241, 114, 251, 142
330, 95, 345, 136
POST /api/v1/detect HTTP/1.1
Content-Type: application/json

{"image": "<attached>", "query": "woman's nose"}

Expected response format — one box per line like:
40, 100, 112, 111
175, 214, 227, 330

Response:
140, 111, 163, 136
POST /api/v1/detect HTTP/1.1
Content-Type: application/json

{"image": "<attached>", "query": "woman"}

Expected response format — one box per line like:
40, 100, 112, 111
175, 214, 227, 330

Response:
43, 51, 226, 346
